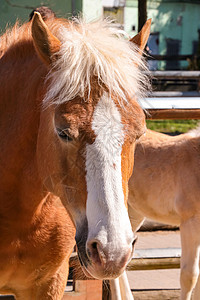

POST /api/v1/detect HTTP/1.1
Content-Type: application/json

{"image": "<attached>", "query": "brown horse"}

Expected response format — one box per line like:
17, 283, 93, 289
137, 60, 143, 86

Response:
112, 127, 200, 300
0, 13, 150, 299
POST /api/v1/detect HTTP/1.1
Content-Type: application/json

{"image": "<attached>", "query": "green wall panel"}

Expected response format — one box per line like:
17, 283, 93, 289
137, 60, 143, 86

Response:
0, 0, 75, 33
0, 0, 103, 33
124, 0, 200, 69
82, 0, 102, 22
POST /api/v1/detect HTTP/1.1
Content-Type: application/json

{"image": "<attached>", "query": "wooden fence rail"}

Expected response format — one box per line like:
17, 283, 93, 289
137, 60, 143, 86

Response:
148, 55, 200, 62
141, 71, 200, 119
150, 70, 200, 80
146, 109, 200, 119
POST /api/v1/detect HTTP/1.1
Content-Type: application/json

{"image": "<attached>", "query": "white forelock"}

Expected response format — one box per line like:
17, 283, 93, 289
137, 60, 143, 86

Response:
43, 18, 150, 106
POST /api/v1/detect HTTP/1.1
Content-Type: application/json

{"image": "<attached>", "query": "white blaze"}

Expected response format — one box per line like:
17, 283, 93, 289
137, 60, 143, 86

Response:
85, 93, 133, 257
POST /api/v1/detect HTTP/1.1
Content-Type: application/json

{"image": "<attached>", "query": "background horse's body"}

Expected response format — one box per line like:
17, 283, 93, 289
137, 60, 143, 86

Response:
127, 128, 200, 300
0, 14, 150, 299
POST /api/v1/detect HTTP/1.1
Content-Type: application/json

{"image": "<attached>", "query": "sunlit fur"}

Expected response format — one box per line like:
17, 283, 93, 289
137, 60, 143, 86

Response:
43, 18, 150, 106
0, 15, 149, 298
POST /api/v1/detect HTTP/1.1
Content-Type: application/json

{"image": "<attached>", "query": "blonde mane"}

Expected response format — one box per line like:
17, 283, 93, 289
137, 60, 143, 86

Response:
0, 18, 150, 106
44, 18, 150, 106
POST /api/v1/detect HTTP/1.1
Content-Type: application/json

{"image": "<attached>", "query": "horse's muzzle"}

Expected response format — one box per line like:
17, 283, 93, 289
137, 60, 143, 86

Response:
85, 239, 133, 279
75, 218, 135, 279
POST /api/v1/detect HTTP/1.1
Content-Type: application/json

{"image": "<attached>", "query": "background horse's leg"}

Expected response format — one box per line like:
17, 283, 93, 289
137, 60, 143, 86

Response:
119, 271, 134, 300
180, 218, 200, 300
110, 278, 122, 300
193, 270, 200, 300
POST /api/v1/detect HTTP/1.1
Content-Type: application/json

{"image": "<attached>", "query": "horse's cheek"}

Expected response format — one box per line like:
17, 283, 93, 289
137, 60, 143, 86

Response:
121, 142, 135, 207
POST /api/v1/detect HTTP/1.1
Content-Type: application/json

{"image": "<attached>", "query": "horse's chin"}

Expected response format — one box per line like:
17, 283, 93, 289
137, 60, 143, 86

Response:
80, 263, 95, 279
78, 251, 125, 280
83, 264, 125, 280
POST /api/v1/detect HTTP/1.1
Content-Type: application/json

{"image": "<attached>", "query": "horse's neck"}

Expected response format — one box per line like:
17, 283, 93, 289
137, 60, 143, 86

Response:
0, 47, 48, 221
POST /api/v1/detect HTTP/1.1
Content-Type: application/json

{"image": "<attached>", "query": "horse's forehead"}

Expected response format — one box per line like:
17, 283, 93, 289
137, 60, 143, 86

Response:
55, 98, 94, 126
55, 94, 145, 143
56, 98, 93, 115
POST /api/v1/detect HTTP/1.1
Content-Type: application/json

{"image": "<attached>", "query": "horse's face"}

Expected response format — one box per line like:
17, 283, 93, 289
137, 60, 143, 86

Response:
38, 92, 145, 279
32, 13, 150, 279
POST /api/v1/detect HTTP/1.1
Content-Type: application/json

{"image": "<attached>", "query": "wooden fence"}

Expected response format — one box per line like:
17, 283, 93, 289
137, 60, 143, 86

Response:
148, 55, 200, 62
144, 70, 200, 119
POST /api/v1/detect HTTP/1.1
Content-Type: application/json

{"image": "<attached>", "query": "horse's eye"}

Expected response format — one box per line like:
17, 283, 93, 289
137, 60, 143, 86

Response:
57, 128, 73, 141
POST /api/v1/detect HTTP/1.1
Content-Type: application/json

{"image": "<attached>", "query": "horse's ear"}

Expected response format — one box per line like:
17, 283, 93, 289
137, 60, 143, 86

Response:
130, 19, 151, 53
31, 12, 61, 66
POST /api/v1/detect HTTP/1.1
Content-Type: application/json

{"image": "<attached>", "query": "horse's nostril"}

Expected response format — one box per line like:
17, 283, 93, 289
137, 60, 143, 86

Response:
92, 242, 97, 250
87, 240, 103, 266
87, 242, 97, 258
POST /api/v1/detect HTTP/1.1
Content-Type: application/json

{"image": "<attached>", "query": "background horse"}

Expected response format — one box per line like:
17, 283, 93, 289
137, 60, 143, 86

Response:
0, 12, 150, 299
113, 127, 200, 300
